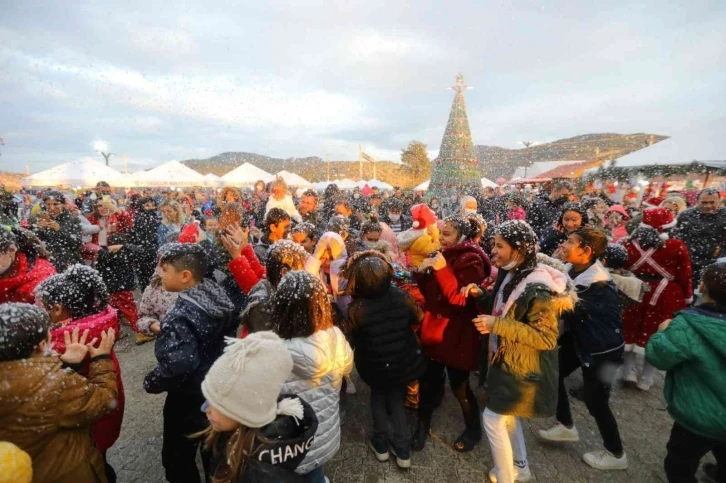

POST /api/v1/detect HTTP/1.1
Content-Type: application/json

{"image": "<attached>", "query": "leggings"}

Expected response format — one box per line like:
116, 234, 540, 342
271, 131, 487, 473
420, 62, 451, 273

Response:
419, 359, 479, 432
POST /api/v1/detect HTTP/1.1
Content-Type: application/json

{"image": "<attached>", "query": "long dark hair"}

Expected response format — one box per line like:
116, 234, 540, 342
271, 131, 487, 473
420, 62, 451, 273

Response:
272, 271, 333, 339
493, 220, 539, 303
36, 264, 109, 319
196, 425, 268, 483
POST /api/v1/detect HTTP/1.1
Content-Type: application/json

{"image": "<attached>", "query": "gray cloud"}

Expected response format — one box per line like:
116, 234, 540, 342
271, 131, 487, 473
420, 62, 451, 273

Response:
1, 0, 724, 173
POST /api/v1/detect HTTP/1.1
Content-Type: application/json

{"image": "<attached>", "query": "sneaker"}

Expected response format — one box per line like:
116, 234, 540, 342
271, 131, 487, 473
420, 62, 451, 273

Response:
636, 378, 653, 391
324, 478, 330, 483
488, 467, 533, 482
538, 423, 580, 442
369, 440, 389, 462
345, 375, 357, 395
623, 365, 639, 384
389, 445, 411, 469
582, 450, 628, 470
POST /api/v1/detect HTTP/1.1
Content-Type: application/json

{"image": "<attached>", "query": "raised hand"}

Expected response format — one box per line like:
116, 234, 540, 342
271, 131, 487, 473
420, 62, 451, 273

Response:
59, 327, 92, 364
472, 315, 496, 335
460, 283, 483, 298
87, 328, 116, 358
221, 234, 242, 259
226, 223, 249, 249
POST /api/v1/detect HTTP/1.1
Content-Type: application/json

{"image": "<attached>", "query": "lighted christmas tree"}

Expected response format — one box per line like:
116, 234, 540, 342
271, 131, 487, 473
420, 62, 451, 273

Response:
428, 73, 481, 201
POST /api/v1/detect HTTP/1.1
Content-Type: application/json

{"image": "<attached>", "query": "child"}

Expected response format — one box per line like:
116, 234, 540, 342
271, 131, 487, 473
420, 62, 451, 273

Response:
291, 222, 320, 254
37, 264, 125, 482
356, 216, 393, 261
539, 227, 628, 471
396, 203, 440, 268
157, 200, 185, 246
271, 271, 354, 483
0, 302, 117, 483
96, 232, 145, 343
265, 177, 302, 223
605, 205, 630, 242
0, 227, 56, 304
143, 243, 237, 483
135, 268, 180, 338
199, 332, 319, 482
344, 251, 427, 468
202, 215, 221, 242
646, 262, 726, 483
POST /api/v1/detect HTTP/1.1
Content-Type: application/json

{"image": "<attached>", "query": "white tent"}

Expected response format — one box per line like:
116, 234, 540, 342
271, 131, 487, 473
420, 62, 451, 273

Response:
412, 177, 498, 191
276, 170, 313, 188
357, 179, 393, 190
335, 179, 359, 190
313, 181, 333, 191
614, 118, 726, 168
221, 162, 275, 187
203, 173, 224, 188
22, 157, 132, 188
133, 161, 206, 187
511, 161, 585, 180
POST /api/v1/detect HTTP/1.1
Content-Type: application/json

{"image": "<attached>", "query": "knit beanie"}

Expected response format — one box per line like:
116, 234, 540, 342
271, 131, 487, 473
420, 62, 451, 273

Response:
0, 442, 32, 483
201, 332, 294, 428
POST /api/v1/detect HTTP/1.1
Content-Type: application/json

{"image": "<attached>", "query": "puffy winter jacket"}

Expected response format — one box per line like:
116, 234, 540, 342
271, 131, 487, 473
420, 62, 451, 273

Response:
347, 284, 427, 389
562, 260, 624, 365
475, 263, 576, 418
0, 252, 56, 304
96, 243, 141, 293
50, 305, 124, 453
646, 304, 726, 441
526, 194, 570, 239
32, 210, 82, 271
280, 326, 354, 474
674, 207, 726, 273
143, 279, 237, 395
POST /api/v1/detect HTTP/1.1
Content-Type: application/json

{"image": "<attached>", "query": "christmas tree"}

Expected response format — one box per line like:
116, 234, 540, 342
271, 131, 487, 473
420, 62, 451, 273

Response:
428, 73, 481, 202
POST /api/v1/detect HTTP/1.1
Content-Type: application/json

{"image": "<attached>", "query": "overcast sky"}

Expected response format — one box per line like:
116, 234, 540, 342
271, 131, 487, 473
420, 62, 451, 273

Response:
1, 0, 724, 173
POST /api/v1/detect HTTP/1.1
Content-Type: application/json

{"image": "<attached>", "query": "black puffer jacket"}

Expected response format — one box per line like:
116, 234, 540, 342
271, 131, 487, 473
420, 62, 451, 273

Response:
211, 395, 318, 483
130, 206, 160, 251
96, 242, 141, 293
143, 278, 237, 395
562, 260, 624, 365
346, 257, 427, 388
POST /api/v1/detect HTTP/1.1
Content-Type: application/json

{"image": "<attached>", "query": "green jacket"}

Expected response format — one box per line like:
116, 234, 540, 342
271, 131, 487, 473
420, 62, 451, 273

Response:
477, 264, 576, 418
646, 304, 726, 441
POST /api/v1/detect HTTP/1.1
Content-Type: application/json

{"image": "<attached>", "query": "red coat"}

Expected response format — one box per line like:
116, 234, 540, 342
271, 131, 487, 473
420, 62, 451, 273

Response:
86, 211, 134, 245
0, 252, 56, 304
621, 238, 693, 348
228, 244, 267, 294
414, 240, 491, 371
50, 305, 124, 453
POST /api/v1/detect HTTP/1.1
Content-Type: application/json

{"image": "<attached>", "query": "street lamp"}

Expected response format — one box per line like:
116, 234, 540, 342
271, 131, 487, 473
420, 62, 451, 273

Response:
93, 140, 115, 166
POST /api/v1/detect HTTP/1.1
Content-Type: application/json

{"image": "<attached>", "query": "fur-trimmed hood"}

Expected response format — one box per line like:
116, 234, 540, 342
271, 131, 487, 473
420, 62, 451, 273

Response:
501, 261, 577, 316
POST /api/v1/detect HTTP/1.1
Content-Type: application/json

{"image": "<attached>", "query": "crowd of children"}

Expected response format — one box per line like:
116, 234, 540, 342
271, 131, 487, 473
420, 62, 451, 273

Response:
0, 179, 724, 483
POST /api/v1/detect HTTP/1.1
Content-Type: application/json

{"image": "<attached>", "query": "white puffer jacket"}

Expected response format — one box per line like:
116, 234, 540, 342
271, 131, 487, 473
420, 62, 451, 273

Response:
281, 326, 354, 474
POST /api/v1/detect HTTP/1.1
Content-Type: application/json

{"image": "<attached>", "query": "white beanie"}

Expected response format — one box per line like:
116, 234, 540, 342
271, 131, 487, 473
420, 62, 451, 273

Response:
202, 331, 293, 428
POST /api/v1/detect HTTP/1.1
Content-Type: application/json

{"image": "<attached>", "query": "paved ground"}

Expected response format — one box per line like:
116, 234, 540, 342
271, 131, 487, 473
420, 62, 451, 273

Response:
108, 329, 714, 483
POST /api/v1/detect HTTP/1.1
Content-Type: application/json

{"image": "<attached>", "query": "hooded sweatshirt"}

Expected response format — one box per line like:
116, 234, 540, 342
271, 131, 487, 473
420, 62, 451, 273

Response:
646, 304, 726, 441
143, 278, 237, 395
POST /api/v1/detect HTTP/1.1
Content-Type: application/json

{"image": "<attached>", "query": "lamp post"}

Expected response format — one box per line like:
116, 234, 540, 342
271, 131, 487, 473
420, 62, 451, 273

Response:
93, 140, 115, 166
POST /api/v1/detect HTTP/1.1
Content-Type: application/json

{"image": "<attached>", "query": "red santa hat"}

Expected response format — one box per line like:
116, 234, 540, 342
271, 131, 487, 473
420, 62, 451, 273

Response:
178, 220, 201, 243
641, 208, 676, 238
410, 203, 437, 230
643, 196, 665, 208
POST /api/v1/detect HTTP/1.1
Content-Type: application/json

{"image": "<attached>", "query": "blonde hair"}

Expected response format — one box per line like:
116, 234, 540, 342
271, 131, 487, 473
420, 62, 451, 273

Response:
661, 196, 687, 215
159, 200, 185, 224
196, 425, 268, 482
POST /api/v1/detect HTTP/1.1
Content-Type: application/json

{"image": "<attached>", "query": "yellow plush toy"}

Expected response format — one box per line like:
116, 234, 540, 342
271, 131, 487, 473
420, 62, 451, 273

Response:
397, 203, 440, 267
0, 442, 33, 483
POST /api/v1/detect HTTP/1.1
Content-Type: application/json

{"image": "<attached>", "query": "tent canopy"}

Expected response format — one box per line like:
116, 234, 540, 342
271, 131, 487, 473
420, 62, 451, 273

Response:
357, 179, 393, 190
133, 161, 206, 187
614, 117, 726, 168
511, 161, 586, 180
203, 173, 224, 188
413, 177, 497, 191
221, 162, 275, 187
22, 157, 131, 188
276, 170, 313, 188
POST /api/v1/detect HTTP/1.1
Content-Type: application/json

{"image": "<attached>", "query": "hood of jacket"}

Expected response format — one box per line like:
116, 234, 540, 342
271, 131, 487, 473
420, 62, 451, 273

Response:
255, 395, 318, 471
50, 305, 118, 354
179, 278, 235, 319
502, 262, 576, 316
0, 357, 60, 418
567, 260, 611, 289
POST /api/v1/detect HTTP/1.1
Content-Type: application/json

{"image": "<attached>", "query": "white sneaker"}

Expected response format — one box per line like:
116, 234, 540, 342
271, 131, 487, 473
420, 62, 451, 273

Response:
636, 378, 653, 391
582, 450, 628, 470
345, 375, 357, 395
623, 365, 639, 384
488, 467, 533, 482
538, 423, 580, 442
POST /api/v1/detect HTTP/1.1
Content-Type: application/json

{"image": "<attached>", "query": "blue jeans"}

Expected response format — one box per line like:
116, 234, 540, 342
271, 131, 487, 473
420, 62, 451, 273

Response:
303, 466, 326, 483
